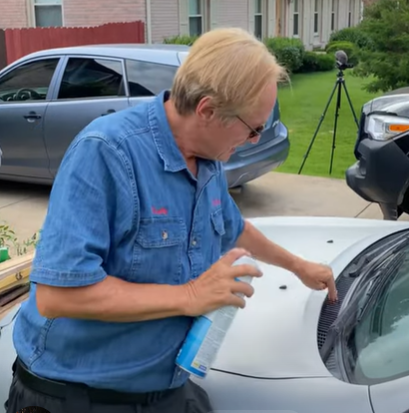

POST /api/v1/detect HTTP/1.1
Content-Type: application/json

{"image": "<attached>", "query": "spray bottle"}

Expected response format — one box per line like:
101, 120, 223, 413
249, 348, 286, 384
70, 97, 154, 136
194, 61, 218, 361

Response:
175, 255, 260, 378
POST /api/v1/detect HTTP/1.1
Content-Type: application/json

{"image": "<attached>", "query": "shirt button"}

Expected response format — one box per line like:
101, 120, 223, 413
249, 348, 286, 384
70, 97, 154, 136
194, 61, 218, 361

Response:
191, 240, 197, 246
162, 231, 168, 240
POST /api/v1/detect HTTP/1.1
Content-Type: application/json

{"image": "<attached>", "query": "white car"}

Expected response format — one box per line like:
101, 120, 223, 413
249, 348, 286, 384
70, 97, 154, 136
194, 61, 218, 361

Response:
2, 216, 409, 413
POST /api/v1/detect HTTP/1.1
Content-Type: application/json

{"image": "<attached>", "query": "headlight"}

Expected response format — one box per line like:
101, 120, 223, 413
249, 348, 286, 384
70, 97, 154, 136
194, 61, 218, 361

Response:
366, 114, 409, 140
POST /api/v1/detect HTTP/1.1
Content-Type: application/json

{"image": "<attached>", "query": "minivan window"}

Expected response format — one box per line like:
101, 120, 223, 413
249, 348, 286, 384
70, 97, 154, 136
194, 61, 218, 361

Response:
0, 58, 59, 102
58, 57, 125, 99
125, 59, 178, 97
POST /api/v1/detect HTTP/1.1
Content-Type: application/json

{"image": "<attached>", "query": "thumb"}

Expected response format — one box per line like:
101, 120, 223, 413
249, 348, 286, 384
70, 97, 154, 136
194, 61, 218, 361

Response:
220, 248, 251, 266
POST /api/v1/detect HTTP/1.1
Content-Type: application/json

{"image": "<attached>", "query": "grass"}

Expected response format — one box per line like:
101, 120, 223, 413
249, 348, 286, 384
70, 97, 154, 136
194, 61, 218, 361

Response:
276, 70, 382, 179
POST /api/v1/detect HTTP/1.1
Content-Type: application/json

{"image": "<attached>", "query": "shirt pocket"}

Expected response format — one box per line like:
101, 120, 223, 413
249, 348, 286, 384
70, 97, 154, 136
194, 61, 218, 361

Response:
132, 217, 187, 284
210, 208, 226, 261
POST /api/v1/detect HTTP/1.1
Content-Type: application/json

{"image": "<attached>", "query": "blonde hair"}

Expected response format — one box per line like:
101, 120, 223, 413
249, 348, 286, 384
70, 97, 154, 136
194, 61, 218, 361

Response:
170, 27, 288, 122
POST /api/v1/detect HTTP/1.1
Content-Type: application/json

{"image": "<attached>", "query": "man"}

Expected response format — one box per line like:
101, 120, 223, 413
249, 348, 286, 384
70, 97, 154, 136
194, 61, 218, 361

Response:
6, 27, 337, 413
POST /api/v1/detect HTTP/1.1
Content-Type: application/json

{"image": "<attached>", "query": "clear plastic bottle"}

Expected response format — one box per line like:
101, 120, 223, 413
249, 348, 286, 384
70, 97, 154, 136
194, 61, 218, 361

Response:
175, 255, 260, 378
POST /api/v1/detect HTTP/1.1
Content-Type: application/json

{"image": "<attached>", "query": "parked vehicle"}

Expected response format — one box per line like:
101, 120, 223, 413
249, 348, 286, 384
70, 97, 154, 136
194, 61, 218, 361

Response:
346, 87, 409, 219
2, 216, 409, 413
0, 44, 289, 188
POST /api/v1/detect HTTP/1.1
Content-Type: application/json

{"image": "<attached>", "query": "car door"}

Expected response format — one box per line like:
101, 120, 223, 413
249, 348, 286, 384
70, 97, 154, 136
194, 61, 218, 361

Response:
43, 55, 130, 177
0, 57, 61, 180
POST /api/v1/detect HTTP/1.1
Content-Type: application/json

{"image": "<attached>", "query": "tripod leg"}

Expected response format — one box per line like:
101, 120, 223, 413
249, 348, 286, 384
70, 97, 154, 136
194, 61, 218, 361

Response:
298, 80, 339, 175
341, 80, 359, 128
329, 81, 342, 175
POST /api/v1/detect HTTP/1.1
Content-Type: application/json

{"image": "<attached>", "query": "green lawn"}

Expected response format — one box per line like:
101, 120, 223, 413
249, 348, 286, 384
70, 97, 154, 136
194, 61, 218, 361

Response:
276, 70, 382, 179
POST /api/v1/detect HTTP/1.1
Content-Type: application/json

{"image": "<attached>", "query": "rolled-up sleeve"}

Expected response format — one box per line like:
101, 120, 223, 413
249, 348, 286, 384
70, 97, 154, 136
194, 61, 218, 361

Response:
30, 135, 135, 287
219, 169, 245, 254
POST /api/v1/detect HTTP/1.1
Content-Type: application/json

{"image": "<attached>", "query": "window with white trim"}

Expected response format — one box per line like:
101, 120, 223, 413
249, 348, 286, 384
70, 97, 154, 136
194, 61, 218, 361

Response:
348, 0, 353, 27
189, 0, 203, 36
33, 0, 63, 27
313, 0, 320, 35
254, 0, 263, 39
331, 0, 337, 32
293, 0, 299, 37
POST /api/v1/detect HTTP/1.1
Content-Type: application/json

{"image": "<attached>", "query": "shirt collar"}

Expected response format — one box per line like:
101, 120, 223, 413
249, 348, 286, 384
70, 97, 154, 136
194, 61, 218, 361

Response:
148, 90, 217, 178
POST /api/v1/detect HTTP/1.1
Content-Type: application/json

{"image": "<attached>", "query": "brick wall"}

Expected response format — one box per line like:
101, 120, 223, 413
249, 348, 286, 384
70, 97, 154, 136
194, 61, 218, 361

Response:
0, 0, 29, 29
217, 0, 249, 30
150, 0, 179, 43
63, 0, 146, 27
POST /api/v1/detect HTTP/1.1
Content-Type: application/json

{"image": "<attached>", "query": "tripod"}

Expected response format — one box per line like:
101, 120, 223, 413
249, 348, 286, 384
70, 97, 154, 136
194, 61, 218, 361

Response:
298, 68, 360, 175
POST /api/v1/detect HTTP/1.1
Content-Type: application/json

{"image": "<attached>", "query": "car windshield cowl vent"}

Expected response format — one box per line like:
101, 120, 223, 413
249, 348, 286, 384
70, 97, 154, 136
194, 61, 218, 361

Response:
317, 274, 356, 351
317, 229, 409, 368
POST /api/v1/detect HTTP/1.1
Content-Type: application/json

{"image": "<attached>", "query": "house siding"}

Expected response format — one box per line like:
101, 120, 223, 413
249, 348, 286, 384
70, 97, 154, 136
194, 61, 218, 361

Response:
217, 0, 249, 31
0, 0, 29, 29
150, 0, 179, 43
285, 0, 362, 50
63, 0, 145, 27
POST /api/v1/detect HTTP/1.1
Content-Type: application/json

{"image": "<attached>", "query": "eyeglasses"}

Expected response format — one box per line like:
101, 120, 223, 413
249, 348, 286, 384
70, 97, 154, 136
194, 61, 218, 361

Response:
236, 115, 265, 139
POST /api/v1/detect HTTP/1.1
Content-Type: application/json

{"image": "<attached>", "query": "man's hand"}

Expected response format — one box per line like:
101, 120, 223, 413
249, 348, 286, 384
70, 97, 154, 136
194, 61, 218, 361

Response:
293, 260, 338, 302
182, 248, 263, 317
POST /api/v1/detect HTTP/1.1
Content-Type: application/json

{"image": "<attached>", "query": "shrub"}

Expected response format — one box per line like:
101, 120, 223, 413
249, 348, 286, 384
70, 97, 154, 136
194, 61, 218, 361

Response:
162, 35, 198, 45
325, 40, 359, 67
264, 37, 305, 73
329, 27, 374, 50
298, 51, 335, 73
0, 223, 39, 261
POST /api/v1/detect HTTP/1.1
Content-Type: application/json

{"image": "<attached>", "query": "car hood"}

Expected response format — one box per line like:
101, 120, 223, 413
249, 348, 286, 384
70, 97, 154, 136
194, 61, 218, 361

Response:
1, 217, 409, 384
210, 216, 409, 379
363, 88, 409, 118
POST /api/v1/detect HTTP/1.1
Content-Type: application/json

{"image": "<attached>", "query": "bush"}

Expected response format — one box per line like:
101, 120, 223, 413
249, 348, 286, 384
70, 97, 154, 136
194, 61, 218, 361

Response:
0, 223, 39, 260
264, 37, 305, 73
298, 51, 335, 73
162, 35, 198, 45
329, 27, 374, 50
325, 40, 359, 66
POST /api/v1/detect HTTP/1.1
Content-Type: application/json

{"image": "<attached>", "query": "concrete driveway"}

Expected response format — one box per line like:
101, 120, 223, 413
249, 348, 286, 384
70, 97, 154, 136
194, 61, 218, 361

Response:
1, 172, 407, 243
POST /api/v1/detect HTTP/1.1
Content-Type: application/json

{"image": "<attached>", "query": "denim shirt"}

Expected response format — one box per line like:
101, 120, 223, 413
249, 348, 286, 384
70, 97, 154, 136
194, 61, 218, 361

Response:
12, 90, 245, 393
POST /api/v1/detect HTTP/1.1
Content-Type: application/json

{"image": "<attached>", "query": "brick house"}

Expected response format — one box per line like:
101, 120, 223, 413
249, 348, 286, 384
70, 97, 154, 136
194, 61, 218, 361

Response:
0, 0, 363, 50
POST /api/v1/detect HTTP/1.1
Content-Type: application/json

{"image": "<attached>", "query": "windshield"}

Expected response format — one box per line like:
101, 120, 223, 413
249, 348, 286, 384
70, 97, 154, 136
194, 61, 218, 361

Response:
343, 242, 409, 385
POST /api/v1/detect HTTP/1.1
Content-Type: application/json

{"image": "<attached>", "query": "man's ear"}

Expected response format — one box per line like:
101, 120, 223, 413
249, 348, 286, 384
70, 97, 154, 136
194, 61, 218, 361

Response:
196, 96, 216, 122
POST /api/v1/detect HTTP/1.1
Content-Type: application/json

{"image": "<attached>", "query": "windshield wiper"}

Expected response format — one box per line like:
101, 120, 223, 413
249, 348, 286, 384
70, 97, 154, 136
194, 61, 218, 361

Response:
356, 247, 407, 323
320, 233, 409, 362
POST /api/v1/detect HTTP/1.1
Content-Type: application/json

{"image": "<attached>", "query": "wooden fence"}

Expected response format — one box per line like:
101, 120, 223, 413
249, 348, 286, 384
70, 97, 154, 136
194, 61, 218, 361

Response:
0, 21, 145, 69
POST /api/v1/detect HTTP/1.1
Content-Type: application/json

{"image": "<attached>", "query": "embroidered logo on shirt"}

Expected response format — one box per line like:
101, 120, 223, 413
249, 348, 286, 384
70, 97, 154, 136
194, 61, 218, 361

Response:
152, 206, 168, 215
212, 199, 221, 206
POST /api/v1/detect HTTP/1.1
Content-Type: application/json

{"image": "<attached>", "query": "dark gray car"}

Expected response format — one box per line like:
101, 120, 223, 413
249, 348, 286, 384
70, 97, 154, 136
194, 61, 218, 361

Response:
0, 44, 289, 188
346, 87, 409, 219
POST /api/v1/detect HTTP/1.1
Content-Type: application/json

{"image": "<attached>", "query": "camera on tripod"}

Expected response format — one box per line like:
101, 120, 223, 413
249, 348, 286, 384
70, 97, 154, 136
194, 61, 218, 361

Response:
335, 50, 354, 71
298, 49, 359, 175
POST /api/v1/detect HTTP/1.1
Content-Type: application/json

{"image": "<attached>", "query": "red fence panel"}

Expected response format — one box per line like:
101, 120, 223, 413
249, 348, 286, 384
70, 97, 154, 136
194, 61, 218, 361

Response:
4, 21, 145, 66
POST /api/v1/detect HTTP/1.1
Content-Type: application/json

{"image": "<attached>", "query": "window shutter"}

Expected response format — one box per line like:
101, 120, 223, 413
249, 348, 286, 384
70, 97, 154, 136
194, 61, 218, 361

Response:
179, 0, 189, 35
210, 0, 218, 30
267, 0, 276, 37
248, 0, 255, 34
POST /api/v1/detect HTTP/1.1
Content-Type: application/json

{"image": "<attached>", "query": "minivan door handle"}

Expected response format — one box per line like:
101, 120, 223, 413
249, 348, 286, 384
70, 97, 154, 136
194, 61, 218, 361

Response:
101, 109, 116, 116
24, 112, 42, 122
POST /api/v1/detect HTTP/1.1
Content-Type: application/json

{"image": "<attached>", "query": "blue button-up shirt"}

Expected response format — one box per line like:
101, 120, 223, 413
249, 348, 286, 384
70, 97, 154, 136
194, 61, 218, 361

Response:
13, 91, 245, 393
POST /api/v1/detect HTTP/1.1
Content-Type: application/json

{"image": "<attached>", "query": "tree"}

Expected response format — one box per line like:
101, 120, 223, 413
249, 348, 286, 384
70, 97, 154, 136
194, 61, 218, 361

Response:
356, 0, 409, 92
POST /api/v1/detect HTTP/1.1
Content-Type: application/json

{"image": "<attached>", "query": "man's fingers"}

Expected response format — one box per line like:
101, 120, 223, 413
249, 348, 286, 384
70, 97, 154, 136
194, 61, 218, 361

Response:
220, 248, 251, 265
231, 280, 255, 298
230, 264, 263, 279
326, 276, 338, 302
226, 294, 247, 309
